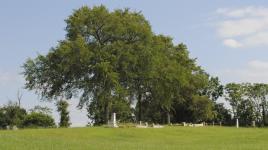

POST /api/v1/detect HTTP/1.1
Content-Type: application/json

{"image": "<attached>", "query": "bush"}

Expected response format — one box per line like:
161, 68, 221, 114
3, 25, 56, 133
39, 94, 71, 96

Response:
23, 112, 55, 128
0, 102, 27, 129
56, 100, 71, 127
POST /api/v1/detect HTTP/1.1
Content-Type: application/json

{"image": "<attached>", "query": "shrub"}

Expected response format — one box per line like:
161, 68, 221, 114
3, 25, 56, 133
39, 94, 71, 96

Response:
0, 102, 27, 129
23, 112, 55, 128
56, 100, 71, 127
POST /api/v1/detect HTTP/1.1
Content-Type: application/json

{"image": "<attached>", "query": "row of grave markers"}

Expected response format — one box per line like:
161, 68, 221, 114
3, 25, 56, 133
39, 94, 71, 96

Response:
108, 113, 257, 128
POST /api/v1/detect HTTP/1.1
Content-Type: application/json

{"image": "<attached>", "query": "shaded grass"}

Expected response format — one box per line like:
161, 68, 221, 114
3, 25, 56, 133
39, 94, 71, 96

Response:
0, 126, 268, 150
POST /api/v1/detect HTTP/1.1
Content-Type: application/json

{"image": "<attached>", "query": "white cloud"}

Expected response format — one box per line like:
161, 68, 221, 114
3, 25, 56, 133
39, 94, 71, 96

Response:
218, 18, 268, 38
216, 6, 268, 48
243, 32, 268, 46
220, 60, 268, 83
0, 71, 21, 86
223, 39, 242, 48
217, 7, 268, 18
248, 60, 268, 70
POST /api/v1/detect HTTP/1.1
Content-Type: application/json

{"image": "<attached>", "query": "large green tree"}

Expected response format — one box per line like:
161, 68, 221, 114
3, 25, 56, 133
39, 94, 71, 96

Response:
23, 6, 153, 124
224, 83, 244, 120
23, 5, 213, 125
202, 76, 224, 123
245, 83, 268, 126
148, 36, 191, 124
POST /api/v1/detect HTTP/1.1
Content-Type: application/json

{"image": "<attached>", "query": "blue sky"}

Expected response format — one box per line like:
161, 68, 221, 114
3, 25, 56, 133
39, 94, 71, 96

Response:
1, 0, 268, 126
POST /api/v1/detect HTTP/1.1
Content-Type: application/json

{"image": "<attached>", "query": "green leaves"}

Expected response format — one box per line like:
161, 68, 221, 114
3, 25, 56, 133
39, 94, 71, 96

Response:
224, 83, 268, 126
23, 112, 55, 128
23, 5, 212, 125
56, 100, 71, 127
190, 95, 213, 123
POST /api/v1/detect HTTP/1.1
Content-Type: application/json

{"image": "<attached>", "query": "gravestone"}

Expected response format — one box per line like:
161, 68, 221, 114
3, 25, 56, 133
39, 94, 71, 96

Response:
109, 113, 118, 128
12, 126, 18, 130
136, 121, 148, 128
252, 121, 256, 127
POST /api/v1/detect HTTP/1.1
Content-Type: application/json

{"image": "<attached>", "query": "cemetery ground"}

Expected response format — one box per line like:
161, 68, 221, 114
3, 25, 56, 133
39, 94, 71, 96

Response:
0, 126, 268, 150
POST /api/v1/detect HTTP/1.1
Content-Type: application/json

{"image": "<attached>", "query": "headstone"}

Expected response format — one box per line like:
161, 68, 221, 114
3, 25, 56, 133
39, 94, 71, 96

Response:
152, 123, 164, 128
111, 113, 118, 128
236, 118, 239, 128
252, 121, 256, 127
136, 122, 148, 128
12, 126, 18, 130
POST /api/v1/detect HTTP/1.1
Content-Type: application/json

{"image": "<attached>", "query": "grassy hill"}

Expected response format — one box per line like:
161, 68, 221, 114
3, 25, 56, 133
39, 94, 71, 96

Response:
0, 126, 267, 150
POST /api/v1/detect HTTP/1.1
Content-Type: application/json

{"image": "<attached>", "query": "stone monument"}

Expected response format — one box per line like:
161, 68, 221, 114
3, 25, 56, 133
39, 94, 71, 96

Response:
108, 113, 118, 128
252, 121, 256, 127
236, 118, 239, 128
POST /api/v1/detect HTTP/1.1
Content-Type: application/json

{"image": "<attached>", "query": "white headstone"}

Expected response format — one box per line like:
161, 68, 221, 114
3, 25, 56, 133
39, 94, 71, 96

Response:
12, 126, 18, 130
236, 118, 239, 128
110, 113, 118, 128
252, 121, 256, 127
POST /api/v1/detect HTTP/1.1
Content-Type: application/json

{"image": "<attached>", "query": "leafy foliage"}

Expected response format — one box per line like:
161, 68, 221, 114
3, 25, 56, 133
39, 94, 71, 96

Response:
56, 100, 71, 127
23, 112, 55, 128
0, 102, 27, 128
23, 5, 222, 125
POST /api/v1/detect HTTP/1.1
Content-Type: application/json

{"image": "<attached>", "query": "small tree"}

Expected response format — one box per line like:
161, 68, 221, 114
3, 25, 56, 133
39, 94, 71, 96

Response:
0, 101, 27, 128
23, 112, 55, 128
214, 103, 232, 125
224, 83, 244, 120
56, 100, 71, 127
190, 95, 213, 123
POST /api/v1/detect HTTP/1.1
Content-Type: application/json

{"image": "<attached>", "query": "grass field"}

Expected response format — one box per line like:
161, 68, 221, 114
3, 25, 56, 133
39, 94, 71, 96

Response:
0, 126, 268, 150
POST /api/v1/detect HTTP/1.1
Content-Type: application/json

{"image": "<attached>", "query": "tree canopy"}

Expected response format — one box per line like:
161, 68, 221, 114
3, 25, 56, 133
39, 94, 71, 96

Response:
23, 5, 224, 125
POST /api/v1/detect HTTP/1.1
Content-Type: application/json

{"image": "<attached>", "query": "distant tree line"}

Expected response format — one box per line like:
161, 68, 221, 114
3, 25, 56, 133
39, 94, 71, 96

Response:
0, 100, 70, 129
21, 5, 267, 127
225, 83, 268, 127
0, 102, 55, 129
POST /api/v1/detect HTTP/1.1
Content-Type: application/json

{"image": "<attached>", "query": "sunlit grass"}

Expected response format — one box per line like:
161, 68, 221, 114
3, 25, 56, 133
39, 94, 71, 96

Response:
0, 126, 267, 150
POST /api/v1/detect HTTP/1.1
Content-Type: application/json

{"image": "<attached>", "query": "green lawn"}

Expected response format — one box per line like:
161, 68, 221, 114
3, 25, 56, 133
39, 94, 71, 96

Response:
0, 126, 267, 150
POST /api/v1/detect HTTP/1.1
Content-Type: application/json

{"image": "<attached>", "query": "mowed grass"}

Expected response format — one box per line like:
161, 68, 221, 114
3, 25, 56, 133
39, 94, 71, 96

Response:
0, 126, 268, 150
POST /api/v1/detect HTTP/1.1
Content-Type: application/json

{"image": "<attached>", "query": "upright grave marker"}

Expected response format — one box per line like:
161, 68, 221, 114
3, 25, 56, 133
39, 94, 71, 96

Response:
109, 113, 118, 128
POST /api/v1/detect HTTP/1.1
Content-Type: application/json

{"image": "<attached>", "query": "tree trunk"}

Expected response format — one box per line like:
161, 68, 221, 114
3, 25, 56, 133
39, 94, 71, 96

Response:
167, 112, 171, 124
138, 93, 142, 122
105, 101, 110, 124
262, 104, 266, 126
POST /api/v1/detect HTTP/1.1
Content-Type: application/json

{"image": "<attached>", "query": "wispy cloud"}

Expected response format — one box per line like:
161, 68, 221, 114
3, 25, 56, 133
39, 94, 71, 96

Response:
220, 60, 268, 83
216, 6, 268, 48
0, 71, 21, 86
223, 39, 242, 48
